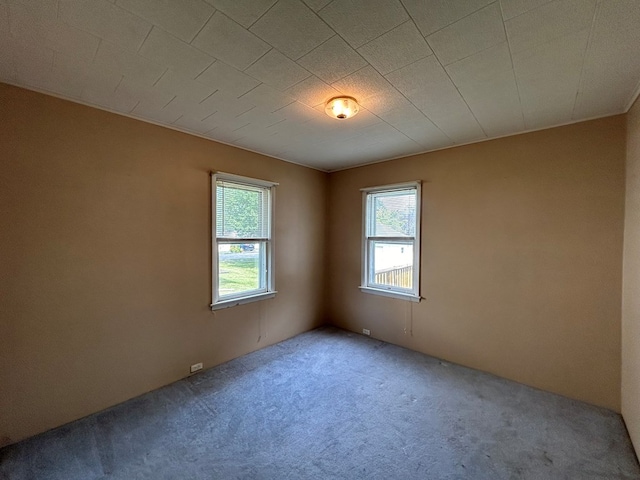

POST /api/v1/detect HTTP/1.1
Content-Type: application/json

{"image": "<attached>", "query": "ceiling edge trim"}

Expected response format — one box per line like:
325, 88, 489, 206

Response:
0, 80, 330, 174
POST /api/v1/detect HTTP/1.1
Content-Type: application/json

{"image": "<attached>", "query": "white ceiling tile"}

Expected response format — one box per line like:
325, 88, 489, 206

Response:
512, 28, 588, 81
284, 76, 339, 107
574, 20, 640, 118
238, 83, 295, 111
505, 0, 596, 54
191, 11, 271, 70
233, 132, 287, 154
0, 40, 15, 82
427, 3, 506, 66
500, 0, 554, 20
384, 56, 450, 111
446, 42, 513, 88
115, 0, 214, 43
472, 113, 524, 139
380, 104, 453, 149
0, 4, 8, 35
131, 99, 185, 125
92, 78, 143, 113
431, 113, 486, 143
152, 69, 218, 104
245, 49, 311, 90
359, 87, 411, 116
205, 0, 277, 28
318, 0, 408, 48
6, 0, 58, 20
512, 28, 587, 127
265, 117, 319, 139
174, 114, 220, 134
138, 27, 214, 79
357, 21, 432, 75
274, 100, 325, 124
250, 0, 333, 60
207, 125, 247, 144
11, 42, 54, 85
523, 102, 577, 129
457, 73, 524, 136
445, 43, 524, 136
593, 0, 640, 33
79, 65, 126, 107
301, 0, 331, 11
297, 35, 368, 84
93, 40, 165, 86
235, 106, 286, 127
9, 4, 100, 62
194, 60, 260, 97
59, 0, 152, 52
356, 121, 414, 142
573, 0, 640, 117
37, 62, 87, 98
195, 92, 256, 119
523, 79, 576, 126
12, 47, 90, 99
313, 130, 421, 170
231, 123, 275, 142
402, 0, 494, 36
113, 75, 175, 109
220, 119, 265, 137
386, 56, 486, 142
332, 65, 393, 102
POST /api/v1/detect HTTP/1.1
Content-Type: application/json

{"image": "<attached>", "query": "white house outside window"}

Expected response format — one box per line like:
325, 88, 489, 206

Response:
360, 182, 421, 302
211, 172, 277, 310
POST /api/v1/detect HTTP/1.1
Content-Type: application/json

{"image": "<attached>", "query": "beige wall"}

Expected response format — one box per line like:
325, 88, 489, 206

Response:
623, 96, 640, 457
327, 116, 626, 411
0, 81, 631, 448
0, 83, 327, 446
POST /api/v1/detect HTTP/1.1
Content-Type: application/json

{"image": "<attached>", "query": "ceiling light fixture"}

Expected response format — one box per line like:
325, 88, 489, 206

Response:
325, 96, 359, 120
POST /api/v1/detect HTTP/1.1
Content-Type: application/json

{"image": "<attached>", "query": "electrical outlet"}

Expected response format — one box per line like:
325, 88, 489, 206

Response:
190, 362, 203, 373
362, 328, 371, 336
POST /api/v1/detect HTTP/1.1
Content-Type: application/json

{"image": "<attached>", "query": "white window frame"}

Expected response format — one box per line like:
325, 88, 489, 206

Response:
211, 172, 277, 310
360, 181, 421, 302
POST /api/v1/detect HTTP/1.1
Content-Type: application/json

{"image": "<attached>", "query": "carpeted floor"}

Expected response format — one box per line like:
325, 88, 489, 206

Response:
1, 326, 639, 479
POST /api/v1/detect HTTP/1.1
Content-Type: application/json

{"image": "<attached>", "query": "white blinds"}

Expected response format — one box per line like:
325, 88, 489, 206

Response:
216, 180, 270, 239
368, 188, 417, 237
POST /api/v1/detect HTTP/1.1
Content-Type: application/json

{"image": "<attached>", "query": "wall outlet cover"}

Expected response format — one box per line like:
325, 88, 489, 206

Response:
190, 362, 203, 373
362, 329, 371, 336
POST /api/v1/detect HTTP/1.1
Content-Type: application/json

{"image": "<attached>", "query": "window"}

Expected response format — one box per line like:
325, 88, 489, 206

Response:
361, 182, 421, 302
211, 172, 277, 310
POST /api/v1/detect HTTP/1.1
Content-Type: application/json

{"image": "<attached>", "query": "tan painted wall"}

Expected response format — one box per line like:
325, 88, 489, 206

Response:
327, 116, 626, 411
0, 83, 327, 446
623, 96, 640, 457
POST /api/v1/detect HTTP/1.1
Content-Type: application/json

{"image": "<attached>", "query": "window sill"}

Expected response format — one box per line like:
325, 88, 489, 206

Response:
359, 286, 421, 303
211, 291, 277, 311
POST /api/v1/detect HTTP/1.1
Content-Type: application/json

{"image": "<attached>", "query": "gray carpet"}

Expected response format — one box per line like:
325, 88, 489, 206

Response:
1, 326, 639, 479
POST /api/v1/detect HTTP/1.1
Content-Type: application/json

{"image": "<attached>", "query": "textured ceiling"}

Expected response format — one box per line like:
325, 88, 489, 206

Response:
1, 0, 639, 171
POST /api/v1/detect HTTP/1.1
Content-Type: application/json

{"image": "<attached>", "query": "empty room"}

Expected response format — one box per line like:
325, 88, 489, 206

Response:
1, 0, 640, 478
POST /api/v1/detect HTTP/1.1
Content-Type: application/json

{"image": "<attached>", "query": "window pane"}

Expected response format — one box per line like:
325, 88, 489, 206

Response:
218, 242, 266, 298
216, 181, 269, 239
370, 241, 413, 289
369, 189, 416, 237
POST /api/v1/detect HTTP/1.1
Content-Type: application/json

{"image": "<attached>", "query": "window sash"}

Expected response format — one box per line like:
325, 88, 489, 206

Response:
367, 239, 415, 291
211, 173, 277, 309
361, 182, 421, 301
216, 240, 269, 301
